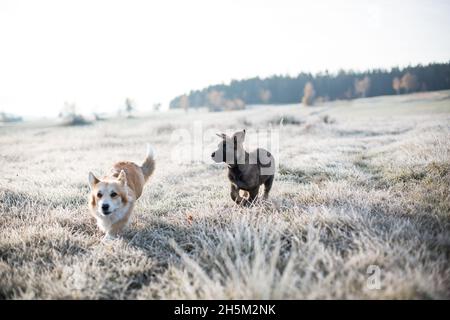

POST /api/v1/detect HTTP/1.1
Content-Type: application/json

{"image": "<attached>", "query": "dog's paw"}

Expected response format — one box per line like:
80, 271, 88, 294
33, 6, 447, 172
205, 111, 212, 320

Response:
239, 190, 249, 199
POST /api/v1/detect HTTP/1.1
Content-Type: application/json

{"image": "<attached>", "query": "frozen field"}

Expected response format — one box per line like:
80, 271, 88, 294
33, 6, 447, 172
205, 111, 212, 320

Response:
1, 91, 449, 299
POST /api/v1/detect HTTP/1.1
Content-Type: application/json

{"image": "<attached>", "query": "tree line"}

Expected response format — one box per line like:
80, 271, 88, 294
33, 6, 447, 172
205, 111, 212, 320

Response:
170, 62, 450, 110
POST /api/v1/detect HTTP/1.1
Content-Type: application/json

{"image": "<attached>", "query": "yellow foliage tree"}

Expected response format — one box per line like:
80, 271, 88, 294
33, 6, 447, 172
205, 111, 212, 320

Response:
302, 82, 315, 106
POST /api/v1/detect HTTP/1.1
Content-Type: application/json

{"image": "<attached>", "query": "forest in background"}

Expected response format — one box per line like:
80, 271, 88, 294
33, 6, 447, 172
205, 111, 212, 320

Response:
170, 62, 450, 111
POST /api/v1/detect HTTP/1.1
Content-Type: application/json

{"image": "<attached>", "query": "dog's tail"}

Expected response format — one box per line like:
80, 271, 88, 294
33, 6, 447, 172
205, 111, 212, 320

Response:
141, 144, 155, 181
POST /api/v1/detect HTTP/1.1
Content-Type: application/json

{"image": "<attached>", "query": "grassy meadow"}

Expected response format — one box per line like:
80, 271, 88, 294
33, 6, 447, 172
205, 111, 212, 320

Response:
1, 91, 449, 299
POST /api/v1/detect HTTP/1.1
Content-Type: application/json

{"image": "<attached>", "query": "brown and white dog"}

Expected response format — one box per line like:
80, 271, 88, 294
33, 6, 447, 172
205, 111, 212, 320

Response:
88, 145, 155, 239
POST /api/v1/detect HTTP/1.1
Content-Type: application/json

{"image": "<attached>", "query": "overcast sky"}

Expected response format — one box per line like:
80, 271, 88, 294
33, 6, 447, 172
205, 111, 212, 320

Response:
0, 0, 449, 117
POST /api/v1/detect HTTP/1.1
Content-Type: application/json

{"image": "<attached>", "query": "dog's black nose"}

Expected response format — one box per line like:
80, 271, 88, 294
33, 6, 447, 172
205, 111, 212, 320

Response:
101, 203, 110, 212
211, 152, 215, 158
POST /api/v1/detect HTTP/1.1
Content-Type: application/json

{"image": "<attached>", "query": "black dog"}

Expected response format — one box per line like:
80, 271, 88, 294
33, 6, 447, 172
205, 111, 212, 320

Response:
211, 130, 275, 205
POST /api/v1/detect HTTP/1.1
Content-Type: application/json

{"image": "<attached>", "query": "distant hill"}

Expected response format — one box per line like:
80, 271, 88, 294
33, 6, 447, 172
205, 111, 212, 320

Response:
0, 112, 22, 123
170, 62, 450, 110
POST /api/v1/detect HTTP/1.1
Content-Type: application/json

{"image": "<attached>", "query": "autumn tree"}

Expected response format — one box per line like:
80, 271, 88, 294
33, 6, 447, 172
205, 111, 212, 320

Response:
400, 72, 419, 93
354, 76, 371, 98
259, 89, 272, 104
179, 95, 189, 113
392, 77, 401, 94
302, 82, 315, 106
207, 90, 225, 111
224, 98, 245, 111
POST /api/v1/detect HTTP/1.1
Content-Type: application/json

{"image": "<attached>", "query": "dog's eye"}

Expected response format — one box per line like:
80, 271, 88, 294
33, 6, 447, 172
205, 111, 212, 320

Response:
97, 192, 103, 198
110, 192, 118, 197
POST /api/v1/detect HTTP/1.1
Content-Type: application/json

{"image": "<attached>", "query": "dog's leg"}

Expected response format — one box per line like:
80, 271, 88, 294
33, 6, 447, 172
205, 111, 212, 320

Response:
263, 175, 274, 199
244, 187, 260, 206
240, 190, 249, 198
230, 184, 244, 204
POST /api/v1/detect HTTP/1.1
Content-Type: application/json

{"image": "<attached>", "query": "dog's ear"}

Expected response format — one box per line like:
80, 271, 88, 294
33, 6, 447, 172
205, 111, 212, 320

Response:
88, 172, 100, 188
216, 133, 228, 140
233, 130, 246, 144
117, 170, 127, 186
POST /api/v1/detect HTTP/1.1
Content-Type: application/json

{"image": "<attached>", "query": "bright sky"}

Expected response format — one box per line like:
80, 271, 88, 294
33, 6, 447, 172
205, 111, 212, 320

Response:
0, 0, 449, 117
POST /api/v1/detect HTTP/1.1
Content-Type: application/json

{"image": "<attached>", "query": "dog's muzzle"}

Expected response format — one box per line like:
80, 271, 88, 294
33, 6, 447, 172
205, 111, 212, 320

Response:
211, 152, 216, 158
101, 203, 111, 215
